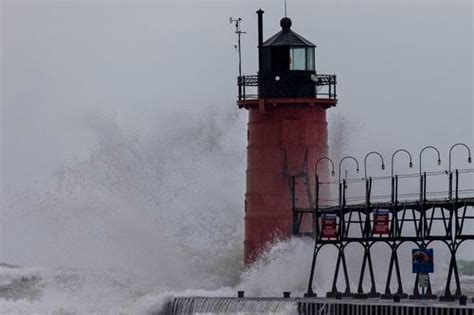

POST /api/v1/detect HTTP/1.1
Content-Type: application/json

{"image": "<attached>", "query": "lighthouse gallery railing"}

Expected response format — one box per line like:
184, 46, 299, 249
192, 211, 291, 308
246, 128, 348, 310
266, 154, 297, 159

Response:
237, 73, 337, 101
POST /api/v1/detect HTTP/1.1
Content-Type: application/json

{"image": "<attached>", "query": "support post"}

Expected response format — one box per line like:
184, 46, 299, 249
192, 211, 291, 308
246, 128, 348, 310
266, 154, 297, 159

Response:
455, 169, 459, 201
291, 176, 299, 235
306, 245, 318, 297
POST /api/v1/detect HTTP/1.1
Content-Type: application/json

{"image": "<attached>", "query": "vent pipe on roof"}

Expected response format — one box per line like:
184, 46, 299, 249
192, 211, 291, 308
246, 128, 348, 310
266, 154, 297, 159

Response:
257, 9, 264, 73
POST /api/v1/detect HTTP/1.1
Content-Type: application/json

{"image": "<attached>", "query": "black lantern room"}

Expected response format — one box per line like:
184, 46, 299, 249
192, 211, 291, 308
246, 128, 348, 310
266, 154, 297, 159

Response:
258, 15, 317, 99
237, 10, 336, 105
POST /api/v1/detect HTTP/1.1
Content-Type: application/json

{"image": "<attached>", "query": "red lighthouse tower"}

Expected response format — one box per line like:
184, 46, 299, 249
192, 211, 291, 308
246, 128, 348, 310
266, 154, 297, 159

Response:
237, 10, 338, 263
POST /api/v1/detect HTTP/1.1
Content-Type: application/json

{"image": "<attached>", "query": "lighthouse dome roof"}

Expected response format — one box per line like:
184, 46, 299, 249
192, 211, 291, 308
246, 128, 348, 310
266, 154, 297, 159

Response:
262, 17, 316, 47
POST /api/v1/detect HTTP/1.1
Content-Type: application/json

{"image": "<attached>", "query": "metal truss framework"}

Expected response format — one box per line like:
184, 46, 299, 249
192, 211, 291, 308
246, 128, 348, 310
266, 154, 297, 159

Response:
287, 153, 474, 301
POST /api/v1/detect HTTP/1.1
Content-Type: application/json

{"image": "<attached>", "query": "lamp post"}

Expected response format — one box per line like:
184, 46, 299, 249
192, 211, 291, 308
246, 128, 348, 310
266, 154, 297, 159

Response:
364, 151, 384, 207
391, 149, 413, 203
315, 157, 336, 177
338, 156, 359, 207
314, 157, 335, 209
419, 146, 441, 177
391, 149, 413, 179
338, 156, 359, 184
417, 146, 442, 296
448, 143, 472, 200
418, 146, 441, 204
364, 151, 385, 180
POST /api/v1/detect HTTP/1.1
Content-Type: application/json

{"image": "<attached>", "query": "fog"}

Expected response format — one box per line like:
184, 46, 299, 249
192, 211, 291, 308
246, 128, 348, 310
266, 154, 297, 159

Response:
2, 0, 472, 189
0, 1, 473, 311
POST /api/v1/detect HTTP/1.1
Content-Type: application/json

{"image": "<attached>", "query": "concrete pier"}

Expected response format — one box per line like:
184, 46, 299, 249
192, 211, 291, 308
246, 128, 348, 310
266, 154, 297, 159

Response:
169, 296, 474, 314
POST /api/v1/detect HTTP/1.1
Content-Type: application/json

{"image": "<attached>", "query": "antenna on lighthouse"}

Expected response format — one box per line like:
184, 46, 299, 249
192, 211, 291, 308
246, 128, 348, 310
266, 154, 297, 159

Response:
284, 0, 288, 17
229, 17, 246, 79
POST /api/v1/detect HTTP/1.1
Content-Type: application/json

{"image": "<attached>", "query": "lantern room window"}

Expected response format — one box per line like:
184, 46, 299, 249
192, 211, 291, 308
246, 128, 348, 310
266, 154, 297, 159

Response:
290, 48, 306, 70
306, 48, 315, 71
290, 47, 315, 71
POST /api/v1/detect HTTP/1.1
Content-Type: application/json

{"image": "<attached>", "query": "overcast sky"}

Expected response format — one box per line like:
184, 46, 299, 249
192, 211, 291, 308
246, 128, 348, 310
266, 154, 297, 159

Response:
1, 0, 473, 190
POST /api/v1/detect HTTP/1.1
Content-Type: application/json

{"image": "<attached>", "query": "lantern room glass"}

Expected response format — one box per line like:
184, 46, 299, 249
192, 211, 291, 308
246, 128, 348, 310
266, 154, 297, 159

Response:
306, 48, 315, 71
290, 47, 315, 71
290, 48, 306, 70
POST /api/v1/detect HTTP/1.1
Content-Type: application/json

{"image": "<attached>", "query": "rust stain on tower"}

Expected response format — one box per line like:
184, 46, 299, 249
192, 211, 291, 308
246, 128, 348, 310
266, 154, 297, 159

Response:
237, 10, 338, 264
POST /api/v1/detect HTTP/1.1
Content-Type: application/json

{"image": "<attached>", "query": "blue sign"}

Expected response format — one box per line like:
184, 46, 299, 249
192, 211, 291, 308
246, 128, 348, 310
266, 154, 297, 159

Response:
412, 248, 434, 273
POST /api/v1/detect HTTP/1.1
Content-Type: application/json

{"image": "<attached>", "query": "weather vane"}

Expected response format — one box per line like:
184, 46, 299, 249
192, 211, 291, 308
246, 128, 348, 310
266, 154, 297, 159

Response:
229, 17, 246, 78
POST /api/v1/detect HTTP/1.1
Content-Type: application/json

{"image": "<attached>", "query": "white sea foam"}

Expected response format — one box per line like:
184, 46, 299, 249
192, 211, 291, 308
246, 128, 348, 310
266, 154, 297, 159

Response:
1, 106, 470, 314
1, 107, 247, 313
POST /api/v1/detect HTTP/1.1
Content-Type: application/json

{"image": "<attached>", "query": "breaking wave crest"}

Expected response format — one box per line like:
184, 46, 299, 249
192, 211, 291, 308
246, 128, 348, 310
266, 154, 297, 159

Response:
1, 107, 470, 314
1, 107, 247, 313
1, 107, 328, 314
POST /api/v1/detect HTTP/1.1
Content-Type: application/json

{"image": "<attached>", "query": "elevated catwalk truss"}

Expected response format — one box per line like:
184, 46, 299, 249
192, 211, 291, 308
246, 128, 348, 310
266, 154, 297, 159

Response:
285, 145, 474, 301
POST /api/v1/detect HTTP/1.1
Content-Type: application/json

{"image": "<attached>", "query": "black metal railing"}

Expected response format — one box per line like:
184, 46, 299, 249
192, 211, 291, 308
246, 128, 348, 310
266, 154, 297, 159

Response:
290, 145, 474, 300
237, 75, 258, 101
237, 73, 337, 101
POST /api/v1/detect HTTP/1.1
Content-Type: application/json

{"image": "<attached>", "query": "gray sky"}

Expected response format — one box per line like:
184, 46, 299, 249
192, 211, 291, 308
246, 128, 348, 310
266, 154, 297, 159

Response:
1, 0, 473, 189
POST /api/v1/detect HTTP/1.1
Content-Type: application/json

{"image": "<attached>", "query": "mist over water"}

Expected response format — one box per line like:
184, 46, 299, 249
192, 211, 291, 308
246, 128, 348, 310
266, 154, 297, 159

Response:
0, 103, 347, 313
1, 105, 247, 312
0, 98, 342, 313
1, 1, 472, 313
0, 104, 465, 314
1, 63, 472, 315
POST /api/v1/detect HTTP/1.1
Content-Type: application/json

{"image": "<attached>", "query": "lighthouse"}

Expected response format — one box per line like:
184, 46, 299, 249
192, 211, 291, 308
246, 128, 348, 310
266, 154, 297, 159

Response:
237, 10, 338, 263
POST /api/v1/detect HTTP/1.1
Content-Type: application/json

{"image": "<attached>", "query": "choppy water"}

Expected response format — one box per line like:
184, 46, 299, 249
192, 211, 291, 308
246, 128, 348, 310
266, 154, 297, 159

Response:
0, 240, 314, 314
0, 108, 320, 314
3, 246, 474, 314
2, 108, 473, 314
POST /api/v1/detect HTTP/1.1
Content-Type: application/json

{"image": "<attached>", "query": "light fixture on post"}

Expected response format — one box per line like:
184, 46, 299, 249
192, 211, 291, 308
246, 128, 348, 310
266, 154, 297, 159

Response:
338, 156, 360, 185
338, 156, 360, 207
418, 145, 441, 203
391, 149, 414, 179
448, 143, 472, 200
419, 146, 441, 177
364, 151, 385, 180
390, 149, 413, 204
315, 157, 336, 177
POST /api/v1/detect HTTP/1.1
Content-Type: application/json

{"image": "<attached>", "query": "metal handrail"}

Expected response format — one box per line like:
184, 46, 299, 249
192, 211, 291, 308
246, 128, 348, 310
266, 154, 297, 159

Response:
237, 73, 337, 101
